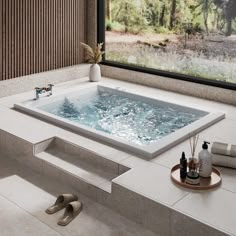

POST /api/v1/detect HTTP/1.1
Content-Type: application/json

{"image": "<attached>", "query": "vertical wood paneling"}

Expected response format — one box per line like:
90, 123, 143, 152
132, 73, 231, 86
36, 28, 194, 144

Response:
3, 0, 5, 78
0, 0, 85, 81
79, 0, 85, 64
0, 0, 3, 80
5, 0, 9, 79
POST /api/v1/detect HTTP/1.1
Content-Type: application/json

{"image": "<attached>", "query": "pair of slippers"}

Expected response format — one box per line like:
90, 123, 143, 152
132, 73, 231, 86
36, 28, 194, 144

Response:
46, 194, 83, 226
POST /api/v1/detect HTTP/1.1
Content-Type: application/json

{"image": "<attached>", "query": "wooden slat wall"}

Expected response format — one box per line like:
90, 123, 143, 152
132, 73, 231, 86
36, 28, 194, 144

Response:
0, 0, 85, 81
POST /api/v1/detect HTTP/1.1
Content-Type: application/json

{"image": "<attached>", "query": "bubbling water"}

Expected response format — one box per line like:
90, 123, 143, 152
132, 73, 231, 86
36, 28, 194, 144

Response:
41, 92, 203, 146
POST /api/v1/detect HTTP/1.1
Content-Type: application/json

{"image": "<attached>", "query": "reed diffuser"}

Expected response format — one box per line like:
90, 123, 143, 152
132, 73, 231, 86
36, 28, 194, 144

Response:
189, 134, 199, 159
189, 134, 199, 171
186, 134, 200, 185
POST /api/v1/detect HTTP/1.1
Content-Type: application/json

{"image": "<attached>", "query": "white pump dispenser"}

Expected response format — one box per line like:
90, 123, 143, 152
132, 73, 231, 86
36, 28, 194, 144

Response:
198, 141, 212, 178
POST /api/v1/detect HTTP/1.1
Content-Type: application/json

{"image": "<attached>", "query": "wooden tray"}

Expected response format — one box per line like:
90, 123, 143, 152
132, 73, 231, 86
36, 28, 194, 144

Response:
171, 164, 222, 190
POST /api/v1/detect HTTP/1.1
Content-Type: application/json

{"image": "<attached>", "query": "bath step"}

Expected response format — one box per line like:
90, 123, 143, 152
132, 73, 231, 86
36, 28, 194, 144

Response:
35, 137, 130, 193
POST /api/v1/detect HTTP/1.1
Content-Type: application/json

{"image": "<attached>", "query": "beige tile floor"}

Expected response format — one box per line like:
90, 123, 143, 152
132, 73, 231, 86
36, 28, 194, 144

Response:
0, 155, 157, 236
0, 76, 236, 235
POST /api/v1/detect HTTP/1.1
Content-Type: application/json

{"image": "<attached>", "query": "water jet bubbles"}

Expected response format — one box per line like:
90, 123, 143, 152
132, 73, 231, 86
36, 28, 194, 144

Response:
40, 92, 203, 146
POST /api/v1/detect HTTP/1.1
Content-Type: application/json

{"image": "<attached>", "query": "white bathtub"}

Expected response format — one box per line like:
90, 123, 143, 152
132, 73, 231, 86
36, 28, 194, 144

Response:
14, 84, 225, 159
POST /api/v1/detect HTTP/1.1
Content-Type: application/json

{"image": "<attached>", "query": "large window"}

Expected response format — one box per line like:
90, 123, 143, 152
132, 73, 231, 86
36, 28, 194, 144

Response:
99, 0, 236, 89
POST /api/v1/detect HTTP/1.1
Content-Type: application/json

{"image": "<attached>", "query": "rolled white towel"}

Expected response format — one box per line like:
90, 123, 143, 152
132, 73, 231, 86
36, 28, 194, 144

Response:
211, 142, 236, 157
212, 153, 236, 169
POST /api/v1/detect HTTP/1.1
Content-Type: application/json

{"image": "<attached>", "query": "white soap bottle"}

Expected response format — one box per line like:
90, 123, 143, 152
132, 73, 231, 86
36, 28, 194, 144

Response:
198, 141, 212, 178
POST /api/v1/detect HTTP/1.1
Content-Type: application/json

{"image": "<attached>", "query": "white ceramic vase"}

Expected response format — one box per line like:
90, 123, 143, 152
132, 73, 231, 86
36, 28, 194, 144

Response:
89, 64, 101, 82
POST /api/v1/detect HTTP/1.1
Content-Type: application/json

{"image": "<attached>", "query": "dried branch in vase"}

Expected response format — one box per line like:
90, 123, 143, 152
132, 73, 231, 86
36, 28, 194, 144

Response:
80, 42, 105, 64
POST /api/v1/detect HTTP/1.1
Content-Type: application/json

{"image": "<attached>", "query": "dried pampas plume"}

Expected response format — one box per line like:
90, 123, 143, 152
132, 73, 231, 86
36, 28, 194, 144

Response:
80, 42, 105, 64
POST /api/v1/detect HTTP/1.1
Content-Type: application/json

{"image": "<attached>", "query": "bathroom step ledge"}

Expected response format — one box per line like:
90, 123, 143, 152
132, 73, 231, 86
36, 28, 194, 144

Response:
35, 137, 131, 194
36, 151, 113, 193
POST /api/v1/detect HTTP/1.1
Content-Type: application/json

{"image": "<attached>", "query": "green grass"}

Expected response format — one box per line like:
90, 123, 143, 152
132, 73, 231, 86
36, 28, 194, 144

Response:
105, 20, 125, 32
106, 47, 236, 83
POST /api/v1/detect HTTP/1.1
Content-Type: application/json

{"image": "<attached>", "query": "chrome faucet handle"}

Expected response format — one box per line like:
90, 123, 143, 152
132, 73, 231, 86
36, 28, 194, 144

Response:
48, 84, 54, 96
34, 88, 40, 100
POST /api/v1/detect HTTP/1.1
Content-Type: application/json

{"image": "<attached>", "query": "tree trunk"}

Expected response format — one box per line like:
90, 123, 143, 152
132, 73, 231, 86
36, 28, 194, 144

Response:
225, 17, 232, 36
124, 3, 129, 33
159, 5, 166, 26
106, 0, 111, 21
203, 0, 209, 35
170, 0, 177, 29
213, 7, 218, 30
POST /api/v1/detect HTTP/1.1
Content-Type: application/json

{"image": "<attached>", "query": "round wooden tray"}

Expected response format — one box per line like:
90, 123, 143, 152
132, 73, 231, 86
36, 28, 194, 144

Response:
171, 164, 222, 190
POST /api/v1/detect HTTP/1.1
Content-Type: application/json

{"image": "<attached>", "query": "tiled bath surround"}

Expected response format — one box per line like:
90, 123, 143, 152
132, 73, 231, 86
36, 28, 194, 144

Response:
15, 83, 225, 159
0, 69, 235, 235
0, 129, 229, 235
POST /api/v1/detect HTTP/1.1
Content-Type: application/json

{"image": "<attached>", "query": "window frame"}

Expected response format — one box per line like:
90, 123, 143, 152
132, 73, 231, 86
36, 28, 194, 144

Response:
97, 0, 236, 91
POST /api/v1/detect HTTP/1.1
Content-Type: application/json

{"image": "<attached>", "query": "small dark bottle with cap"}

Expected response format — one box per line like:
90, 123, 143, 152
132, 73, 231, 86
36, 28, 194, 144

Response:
180, 152, 187, 179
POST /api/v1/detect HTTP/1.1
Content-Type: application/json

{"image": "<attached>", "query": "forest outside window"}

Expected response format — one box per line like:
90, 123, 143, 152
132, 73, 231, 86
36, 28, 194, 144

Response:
103, 0, 236, 86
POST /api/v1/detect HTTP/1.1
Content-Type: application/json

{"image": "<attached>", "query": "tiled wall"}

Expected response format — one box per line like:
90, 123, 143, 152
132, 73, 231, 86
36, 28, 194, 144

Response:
0, 0, 85, 81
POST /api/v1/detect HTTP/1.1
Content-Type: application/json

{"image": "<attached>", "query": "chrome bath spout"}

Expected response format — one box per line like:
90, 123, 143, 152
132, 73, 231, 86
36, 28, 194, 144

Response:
34, 84, 54, 100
